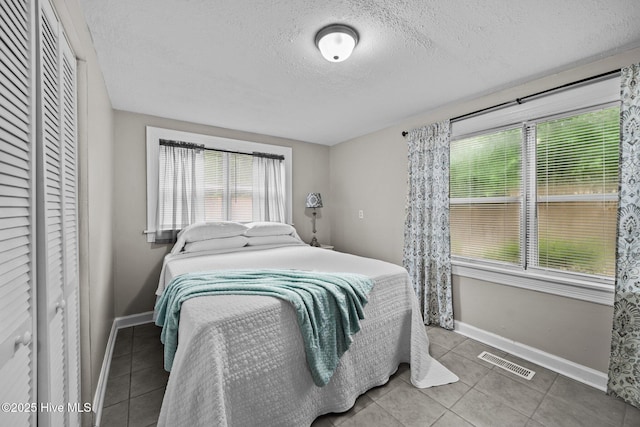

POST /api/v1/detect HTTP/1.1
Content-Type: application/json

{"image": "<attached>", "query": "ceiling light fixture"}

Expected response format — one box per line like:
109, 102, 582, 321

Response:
315, 24, 359, 63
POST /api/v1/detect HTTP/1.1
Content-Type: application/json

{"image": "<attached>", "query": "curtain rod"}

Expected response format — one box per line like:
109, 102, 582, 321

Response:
159, 139, 284, 160
400, 69, 621, 137
208, 147, 284, 160
159, 139, 204, 149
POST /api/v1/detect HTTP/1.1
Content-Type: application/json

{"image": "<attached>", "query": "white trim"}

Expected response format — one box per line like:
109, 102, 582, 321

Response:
91, 322, 116, 427
145, 126, 293, 242
114, 311, 155, 329
454, 321, 609, 391
452, 260, 614, 306
92, 312, 154, 427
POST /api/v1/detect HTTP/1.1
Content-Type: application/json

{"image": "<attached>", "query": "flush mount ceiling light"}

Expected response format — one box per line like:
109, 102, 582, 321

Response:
315, 24, 359, 63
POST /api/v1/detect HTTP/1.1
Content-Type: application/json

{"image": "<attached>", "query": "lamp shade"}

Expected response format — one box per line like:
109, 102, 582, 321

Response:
315, 24, 358, 63
306, 193, 323, 208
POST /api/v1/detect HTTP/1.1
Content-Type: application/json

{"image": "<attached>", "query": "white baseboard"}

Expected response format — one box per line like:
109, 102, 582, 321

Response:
92, 311, 154, 427
114, 311, 155, 329
454, 321, 608, 392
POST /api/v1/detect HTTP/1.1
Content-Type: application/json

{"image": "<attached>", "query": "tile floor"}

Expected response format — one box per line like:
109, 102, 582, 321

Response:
100, 323, 640, 427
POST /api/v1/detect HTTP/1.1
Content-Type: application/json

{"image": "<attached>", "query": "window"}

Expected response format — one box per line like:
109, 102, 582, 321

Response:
534, 108, 619, 277
203, 150, 254, 222
450, 77, 620, 303
450, 127, 523, 264
146, 127, 292, 243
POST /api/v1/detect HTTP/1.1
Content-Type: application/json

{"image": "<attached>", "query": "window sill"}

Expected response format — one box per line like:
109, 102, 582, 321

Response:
451, 259, 614, 306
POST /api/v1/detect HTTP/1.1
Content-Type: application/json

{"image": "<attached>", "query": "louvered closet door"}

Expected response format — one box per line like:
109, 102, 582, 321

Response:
0, 0, 37, 426
37, 0, 80, 426
60, 29, 80, 427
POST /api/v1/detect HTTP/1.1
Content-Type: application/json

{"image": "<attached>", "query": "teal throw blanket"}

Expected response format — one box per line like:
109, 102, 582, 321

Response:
154, 269, 374, 386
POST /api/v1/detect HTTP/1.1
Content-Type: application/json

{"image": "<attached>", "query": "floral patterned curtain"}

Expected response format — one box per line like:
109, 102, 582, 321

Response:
403, 120, 454, 329
608, 63, 640, 408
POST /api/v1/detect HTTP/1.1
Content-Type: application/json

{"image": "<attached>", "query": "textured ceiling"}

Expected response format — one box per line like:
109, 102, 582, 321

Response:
79, 0, 640, 145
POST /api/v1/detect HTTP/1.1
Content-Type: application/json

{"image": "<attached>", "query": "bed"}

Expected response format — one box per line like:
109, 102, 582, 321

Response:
154, 221, 458, 427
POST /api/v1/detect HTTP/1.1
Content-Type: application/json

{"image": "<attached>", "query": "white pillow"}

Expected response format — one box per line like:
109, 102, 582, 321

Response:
244, 222, 296, 237
183, 236, 249, 253
247, 235, 302, 246
178, 221, 249, 243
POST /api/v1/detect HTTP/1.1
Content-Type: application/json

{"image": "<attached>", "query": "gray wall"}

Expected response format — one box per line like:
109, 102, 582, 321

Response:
330, 47, 640, 373
452, 276, 614, 370
52, 0, 115, 423
112, 111, 331, 316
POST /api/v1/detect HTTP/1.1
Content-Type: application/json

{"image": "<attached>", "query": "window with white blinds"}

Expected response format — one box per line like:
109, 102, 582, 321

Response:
451, 101, 620, 281
450, 127, 523, 264
532, 107, 619, 277
146, 127, 293, 243
203, 150, 255, 222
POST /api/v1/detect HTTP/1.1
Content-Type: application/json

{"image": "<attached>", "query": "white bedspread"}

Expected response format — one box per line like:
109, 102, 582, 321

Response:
156, 245, 458, 427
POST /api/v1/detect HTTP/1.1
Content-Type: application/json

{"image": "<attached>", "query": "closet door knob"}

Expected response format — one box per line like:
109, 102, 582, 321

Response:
56, 299, 66, 313
15, 331, 32, 347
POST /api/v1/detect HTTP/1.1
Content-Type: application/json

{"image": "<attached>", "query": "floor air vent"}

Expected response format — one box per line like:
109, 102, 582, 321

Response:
477, 351, 535, 380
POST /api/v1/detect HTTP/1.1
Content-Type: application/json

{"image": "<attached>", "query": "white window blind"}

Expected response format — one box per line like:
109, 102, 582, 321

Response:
450, 127, 523, 265
530, 107, 619, 277
203, 150, 254, 222
0, 0, 36, 426
451, 95, 619, 282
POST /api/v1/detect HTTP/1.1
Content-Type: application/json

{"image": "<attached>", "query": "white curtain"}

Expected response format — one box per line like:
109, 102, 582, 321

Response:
607, 63, 640, 408
403, 120, 454, 329
156, 143, 204, 242
253, 155, 285, 222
